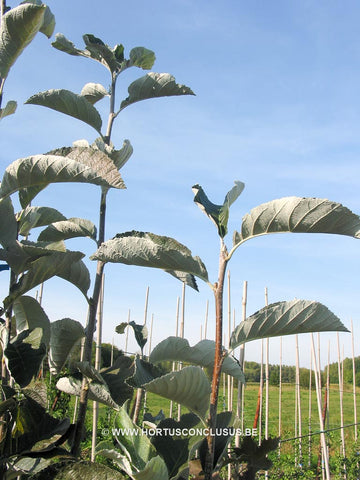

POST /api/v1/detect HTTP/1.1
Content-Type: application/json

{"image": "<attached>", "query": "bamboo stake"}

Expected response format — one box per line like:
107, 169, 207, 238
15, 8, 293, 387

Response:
170, 297, 180, 418
311, 334, 330, 480
148, 314, 154, 357
204, 299, 209, 340
264, 287, 269, 441
256, 340, 264, 445
236, 281, 247, 447
351, 319, 358, 442
308, 353, 312, 467
337, 333, 346, 477
178, 282, 186, 421
227, 271, 232, 412
91, 274, 104, 462
278, 336, 282, 456
326, 341, 330, 438
125, 309, 130, 354
295, 335, 302, 466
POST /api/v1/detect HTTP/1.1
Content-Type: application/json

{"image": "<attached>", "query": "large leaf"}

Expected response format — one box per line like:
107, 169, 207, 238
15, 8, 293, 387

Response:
151, 413, 200, 478
48, 146, 125, 189
25, 89, 102, 133
17, 205, 67, 237
80, 82, 108, 104
27, 460, 125, 479
193, 181, 245, 238
100, 355, 135, 406
0, 154, 124, 203
4, 328, 47, 387
48, 318, 85, 374
233, 197, 360, 251
0, 197, 17, 247
166, 270, 198, 291
113, 406, 157, 471
133, 456, 169, 480
83, 34, 120, 72
13, 295, 50, 346
230, 299, 348, 351
116, 321, 147, 350
5, 250, 89, 306
91, 231, 209, 283
150, 337, 244, 382
128, 47, 155, 70
56, 372, 119, 409
20, 0, 55, 38
144, 366, 211, 419
0, 3, 45, 79
0, 99, 17, 119
51, 33, 84, 56
120, 72, 195, 110
38, 217, 97, 242
126, 356, 162, 388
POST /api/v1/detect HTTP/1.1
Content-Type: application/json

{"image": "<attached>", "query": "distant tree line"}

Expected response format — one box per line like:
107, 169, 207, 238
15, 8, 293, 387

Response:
244, 356, 360, 388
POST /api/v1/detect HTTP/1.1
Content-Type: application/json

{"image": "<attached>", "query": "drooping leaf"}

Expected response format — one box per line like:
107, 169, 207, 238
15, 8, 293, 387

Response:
233, 197, 360, 250
95, 441, 133, 478
56, 372, 119, 409
100, 355, 135, 406
17, 205, 67, 237
48, 318, 85, 374
38, 217, 97, 242
128, 47, 155, 70
109, 139, 133, 170
144, 366, 211, 419
129, 321, 148, 350
113, 406, 157, 471
48, 146, 125, 189
127, 356, 162, 388
0, 154, 124, 203
166, 270, 199, 291
5, 456, 51, 479
151, 413, 200, 478
13, 295, 50, 347
91, 231, 209, 283
20, 0, 55, 38
0, 99, 17, 119
4, 328, 47, 387
83, 33, 119, 72
198, 411, 233, 470
120, 72, 195, 110
0, 3, 45, 79
27, 460, 125, 479
230, 299, 348, 351
25, 89, 102, 133
80, 82, 109, 104
193, 181, 245, 238
150, 337, 244, 382
133, 456, 169, 480
5, 250, 89, 306
0, 197, 17, 247
51, 33, 83, 56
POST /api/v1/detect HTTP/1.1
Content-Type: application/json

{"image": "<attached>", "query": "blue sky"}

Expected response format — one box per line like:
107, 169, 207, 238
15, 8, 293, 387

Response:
1, 0, 360, 369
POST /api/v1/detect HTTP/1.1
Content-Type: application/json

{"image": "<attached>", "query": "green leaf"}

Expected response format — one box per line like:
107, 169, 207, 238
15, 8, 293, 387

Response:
5, 250, 89, 306
51, 33, 84, 56
13, 295, 50, 347
100, 355, 135, 406
0, 3, 45, 79
0, 153, 124, 204
56, 372, 119, 409
4, 328, 47, 387
144, 366, 211, 419
48, 318, 85, 374
80, 82, 109, 104
38, 217, 97, 242
114, 406, 157, 471
233, 197, 360, 250
150, 337, 244, 382
0, 99, 17, 119
151, 413, 200, 478
25, 89, 102, 133
0, 197, 17, 247
20, 0, 55, 38
83, 33, 119, 72
128, 321, 148, 350
17, 205, 67, 237
129, 47, 155, 70
27, 460, 125, 479
166, 270, 198, 291
120, 72, 195, 111
127, 356, 162, 388
133, 456, 169, 480
90, 231, 209, 283
193, 181, 245, 238
230, 299, 349, 351
228, 436, 279, 476
107, 139, 133, 171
